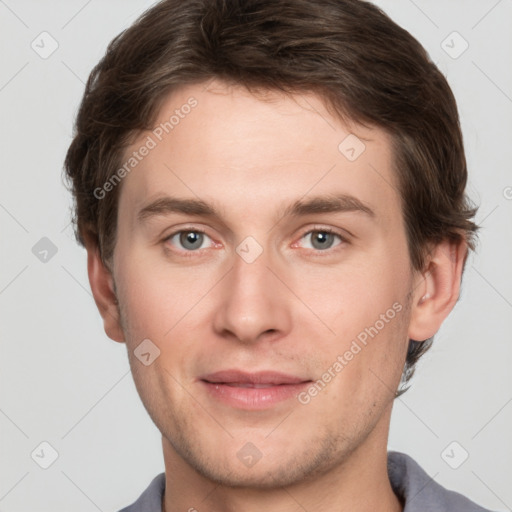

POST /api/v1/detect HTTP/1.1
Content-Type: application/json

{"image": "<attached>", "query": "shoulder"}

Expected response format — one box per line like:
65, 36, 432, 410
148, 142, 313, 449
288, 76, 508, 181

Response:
117, 473, 165, 512
388, 451, 496, 512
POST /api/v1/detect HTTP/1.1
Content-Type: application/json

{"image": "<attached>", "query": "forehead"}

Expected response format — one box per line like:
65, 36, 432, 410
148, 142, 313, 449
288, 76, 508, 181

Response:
117, 80, 400, 226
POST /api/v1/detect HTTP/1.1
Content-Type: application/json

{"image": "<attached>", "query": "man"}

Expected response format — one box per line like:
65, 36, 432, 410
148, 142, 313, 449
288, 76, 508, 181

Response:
64, 0, 490, 510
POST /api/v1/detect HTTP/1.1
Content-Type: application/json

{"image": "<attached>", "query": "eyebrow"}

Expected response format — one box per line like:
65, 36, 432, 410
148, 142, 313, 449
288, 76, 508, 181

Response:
136, 193, 375, 224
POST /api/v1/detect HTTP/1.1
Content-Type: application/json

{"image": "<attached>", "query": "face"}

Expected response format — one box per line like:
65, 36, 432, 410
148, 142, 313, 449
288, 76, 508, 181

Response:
109, 80, 417, 487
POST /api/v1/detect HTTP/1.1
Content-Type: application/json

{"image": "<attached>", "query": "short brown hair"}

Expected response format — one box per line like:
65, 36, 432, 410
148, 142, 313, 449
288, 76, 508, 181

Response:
64, 0, 479, 393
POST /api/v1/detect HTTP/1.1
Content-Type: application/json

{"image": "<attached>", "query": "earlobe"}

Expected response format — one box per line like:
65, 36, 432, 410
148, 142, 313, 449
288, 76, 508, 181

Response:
86, 243, 126, 343
408, 239, 468, 342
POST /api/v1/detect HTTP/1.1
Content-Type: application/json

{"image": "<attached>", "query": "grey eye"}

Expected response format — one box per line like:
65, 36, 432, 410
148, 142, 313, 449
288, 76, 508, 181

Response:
311, 231, 335, 250
302, 231, 342, 251
170, 231, 209, 250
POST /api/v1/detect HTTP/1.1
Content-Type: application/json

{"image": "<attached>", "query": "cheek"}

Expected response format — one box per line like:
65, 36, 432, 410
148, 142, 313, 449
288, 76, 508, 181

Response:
115, 258, 178, 344
297, 257, 408, 336
316, 302, 410, 420
295, 245, 411, 391
116, 250, 185, 319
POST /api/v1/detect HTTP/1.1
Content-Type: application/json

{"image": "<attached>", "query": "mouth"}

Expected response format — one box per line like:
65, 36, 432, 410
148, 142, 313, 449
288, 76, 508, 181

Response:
198, 370, 312, 410
200, 369, 310, 385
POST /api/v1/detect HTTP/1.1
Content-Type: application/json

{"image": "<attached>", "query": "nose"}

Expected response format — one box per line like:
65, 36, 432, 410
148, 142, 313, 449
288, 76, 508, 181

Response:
212, 242, 293, 345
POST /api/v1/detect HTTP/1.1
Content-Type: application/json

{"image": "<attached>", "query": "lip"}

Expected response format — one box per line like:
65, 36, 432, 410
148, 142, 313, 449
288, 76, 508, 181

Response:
198, 370, 312, 410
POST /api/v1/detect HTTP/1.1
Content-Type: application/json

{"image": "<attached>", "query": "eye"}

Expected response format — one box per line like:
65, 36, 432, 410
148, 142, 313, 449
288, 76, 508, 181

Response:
299, 229, 345, 251
165, 229, 213, 251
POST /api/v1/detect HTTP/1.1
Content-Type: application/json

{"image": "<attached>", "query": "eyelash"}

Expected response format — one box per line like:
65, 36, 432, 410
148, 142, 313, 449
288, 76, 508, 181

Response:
162, 226, 348, 257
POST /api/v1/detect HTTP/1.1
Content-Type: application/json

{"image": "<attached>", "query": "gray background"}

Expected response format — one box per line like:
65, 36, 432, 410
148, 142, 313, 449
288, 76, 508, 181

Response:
0, 0, 511, 510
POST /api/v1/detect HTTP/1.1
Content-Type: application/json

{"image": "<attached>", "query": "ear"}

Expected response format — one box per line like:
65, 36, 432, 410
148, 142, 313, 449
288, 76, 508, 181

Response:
86, 242, 125, 343
408, 238, 468, 342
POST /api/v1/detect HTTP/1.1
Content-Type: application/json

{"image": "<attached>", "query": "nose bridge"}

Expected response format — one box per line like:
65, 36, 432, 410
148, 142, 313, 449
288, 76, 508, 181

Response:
231, 243, 273, 300
213, 238, 292, 343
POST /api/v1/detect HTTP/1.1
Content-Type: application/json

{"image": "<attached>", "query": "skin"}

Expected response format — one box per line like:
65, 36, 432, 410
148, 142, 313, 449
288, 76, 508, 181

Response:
87, 79, 467, 512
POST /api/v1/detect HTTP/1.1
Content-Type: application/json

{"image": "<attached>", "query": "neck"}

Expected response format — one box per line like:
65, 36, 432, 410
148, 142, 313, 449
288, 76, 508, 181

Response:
161, 413, 403, 512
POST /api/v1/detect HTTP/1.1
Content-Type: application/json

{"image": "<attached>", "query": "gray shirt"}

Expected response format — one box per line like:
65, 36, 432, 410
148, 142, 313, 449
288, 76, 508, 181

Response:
118, 451, 494, 511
